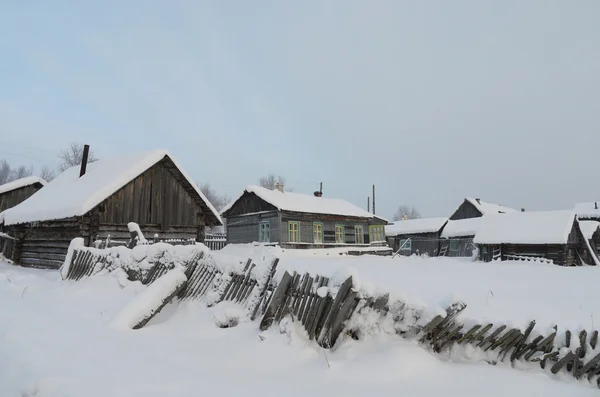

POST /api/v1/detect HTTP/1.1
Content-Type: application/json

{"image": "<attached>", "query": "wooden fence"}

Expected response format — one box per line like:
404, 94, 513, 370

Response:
61, 241, 600, 389
205, 233, 227, 251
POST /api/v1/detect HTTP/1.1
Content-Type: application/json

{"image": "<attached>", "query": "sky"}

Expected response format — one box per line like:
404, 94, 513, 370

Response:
1, 1, 599, 220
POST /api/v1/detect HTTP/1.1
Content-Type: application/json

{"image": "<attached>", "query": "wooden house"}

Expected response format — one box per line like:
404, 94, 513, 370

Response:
0, 150, 222, 269
475, 210, 599, 266
579, 220, 600, 259
440, 198, 517, 257
385, 217, 448, 256
0, 176, 46, 213
221, 184, 386, 248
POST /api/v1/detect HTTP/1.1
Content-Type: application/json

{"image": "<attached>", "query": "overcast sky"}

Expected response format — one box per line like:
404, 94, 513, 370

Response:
1, 1, 599, 219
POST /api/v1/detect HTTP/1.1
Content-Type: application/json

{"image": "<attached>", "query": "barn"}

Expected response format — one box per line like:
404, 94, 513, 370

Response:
221, 184, 386, 248
0, 176, 46, 213
385, 217, 448, 256
475, 210, 599, 266
440, 198, 517, 257
0, 150, 222, 269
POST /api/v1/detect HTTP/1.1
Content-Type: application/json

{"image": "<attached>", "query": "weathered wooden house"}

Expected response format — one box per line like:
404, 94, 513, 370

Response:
385, 217, 448, 256
0, 150, 222, 269
475, 210, 599, 266
579, 220, 600, 259
221, 184, 386, 248
440, 198, 517, 257
0, 176, 46, 213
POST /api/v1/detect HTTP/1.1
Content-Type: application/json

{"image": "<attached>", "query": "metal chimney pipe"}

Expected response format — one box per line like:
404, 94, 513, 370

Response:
80, 144, 90, 177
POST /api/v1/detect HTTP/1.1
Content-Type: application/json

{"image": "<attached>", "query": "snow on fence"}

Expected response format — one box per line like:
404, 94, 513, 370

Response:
60, 240, 600, 389
204, 233, 227, 251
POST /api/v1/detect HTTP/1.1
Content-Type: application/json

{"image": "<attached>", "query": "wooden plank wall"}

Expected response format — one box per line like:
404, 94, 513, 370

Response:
449, 200, 482, 221
225, 212, 279, 244
0, 184, 43, 213
280, 212, 370, 245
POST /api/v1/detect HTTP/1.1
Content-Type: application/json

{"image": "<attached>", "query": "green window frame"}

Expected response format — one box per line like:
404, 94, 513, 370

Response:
258, 221, 270, 243
313, 222, 323, 244
355, 225, 364, 244
399, 239, 412, 251
288, 221, 300, 243
335, 225, 345, 244
450, 240, 460, 252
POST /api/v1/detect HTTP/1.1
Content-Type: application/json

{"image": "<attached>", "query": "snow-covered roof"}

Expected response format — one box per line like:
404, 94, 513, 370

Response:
0, 176, 46, 196
474, 210, 576, 245
440, 218, 482, 238
574, 202, 600, 219
2, 150, 222, 226
221, 185, 376, 219
465, 197, 517, 215
385, 217, 448, 237
579, 221, 600, 240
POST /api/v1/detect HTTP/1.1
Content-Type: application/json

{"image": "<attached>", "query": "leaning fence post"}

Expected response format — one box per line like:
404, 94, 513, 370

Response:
260, 271, 293, 331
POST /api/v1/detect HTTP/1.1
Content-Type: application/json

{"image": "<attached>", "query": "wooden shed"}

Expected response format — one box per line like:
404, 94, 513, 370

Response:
474, 210, 598, 266
440, 198, 517, 257
0, 176, 46, 213
385, 217, 448, 256
221, 184, 387, 248
0, 150, 222, 269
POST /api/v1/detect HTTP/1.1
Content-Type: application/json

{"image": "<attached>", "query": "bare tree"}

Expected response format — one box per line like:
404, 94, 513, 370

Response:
58, 142, 98, 172
0, 159, 33, 185
199, 183, 231, 212
259, 174, 287, 190
40, 165, 57, 182
393, 205, 421, 221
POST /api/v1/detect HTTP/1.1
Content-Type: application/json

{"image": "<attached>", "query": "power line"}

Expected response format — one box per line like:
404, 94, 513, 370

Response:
0, 150, 53, 162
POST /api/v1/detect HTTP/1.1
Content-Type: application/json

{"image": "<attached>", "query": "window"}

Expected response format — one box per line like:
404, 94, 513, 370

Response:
259, 221, 270, 243
369, 225, 385, 242
335, 225, 345, 244
450, 240, 460, 252
288, 221, 300, 243
399, 239, 412, 251
313, 222, 323, 244
355, 225, 364, 244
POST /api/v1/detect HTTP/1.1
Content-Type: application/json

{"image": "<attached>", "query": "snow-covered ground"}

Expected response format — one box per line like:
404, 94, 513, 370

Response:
1, 248, 600, 396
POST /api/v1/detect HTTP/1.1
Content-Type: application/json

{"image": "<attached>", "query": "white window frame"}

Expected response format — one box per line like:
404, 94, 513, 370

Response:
259, 221, 270, 243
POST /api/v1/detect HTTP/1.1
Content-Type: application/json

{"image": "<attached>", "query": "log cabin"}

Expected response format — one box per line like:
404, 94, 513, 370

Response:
0, 176, 46, 213
440, 198, 517, 257
221, 184, 387, 248
385, 217, 448, 256
475, 210, 599, 266
0, 150, 222, 269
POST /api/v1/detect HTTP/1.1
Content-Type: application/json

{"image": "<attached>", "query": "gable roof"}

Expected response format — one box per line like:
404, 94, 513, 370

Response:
221, 185, 376, 219
473, 210, 576, 245
1, 150, 222, 226
465, 197, 517, 215
441, 218, 482, 238
579, 220, 600, 240
0, 176, 46, 196
574, 202, 600, 219
385, 217, 448, 237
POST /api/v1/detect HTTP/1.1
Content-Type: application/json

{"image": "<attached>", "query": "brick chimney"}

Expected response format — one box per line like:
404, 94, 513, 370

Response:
275, 182, 284, 193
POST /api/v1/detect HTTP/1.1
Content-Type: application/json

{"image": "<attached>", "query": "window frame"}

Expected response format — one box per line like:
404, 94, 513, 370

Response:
399, 238, 412, 251
335, 224, 345, 244
355, 225, 364, 244
369, 225, 384, 242
313, 222, 324, 244
288, 221, 300, 243
450, 239, 460, 252
258, 220, 271, 243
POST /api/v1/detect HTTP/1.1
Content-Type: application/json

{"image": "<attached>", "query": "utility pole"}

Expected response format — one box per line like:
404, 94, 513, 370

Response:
367, 197, 370, 213
319, 182, 323, 194
372, 184, 376, 215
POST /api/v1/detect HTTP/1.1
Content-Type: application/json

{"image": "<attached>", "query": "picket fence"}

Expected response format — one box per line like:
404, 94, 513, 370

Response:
62, 243, 600, 389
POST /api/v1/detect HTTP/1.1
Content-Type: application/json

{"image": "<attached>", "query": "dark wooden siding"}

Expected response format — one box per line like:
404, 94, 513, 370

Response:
449, 200, 483, 221
221, 192, 278, 217
389, 232, 440, 256
279, 211, 370, 245
225, 212, 280, 244
0, 184, 44, 213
